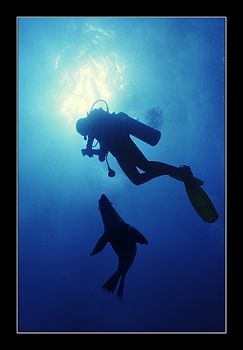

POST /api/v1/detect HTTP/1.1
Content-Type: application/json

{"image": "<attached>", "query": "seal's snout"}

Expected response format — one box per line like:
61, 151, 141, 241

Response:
100, 194, 110, 202
99, 194, 110, 208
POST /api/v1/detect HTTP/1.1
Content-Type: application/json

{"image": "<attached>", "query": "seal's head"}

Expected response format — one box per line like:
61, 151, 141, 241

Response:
99, 194, 111, 210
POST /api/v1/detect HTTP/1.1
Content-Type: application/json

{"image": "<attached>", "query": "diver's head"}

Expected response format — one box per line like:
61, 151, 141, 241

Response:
76, 118, 88, 136
88, 107, 107, 118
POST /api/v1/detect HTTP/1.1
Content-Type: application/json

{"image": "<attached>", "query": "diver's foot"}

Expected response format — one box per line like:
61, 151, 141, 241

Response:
178, 165, 204, 187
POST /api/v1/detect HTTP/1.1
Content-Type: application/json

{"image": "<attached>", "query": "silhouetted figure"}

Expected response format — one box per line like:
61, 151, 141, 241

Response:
76, 106, 218, 223
91, 194, 148, 298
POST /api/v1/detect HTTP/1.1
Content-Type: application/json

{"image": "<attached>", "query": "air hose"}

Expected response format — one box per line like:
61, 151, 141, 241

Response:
105, 154, 116, 177
89, 100, 115, 177
89, 99, 109, 113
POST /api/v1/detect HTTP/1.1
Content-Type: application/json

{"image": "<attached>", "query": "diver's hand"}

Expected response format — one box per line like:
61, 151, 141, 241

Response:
81, 148, 93, 157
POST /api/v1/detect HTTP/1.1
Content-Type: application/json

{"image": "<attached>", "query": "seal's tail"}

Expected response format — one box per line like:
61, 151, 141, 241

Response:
101, 271, 121, 295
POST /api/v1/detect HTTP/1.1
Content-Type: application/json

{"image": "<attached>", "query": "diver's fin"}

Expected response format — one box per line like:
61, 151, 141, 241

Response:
90, 233, 108, 255
129, 226, 148, 244
174, 165, 204, 186
185, 184, 219, 223
101, 271, 121, 295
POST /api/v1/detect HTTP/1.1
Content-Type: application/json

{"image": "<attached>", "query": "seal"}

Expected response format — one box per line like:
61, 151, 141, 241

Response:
91, 194, 148, 298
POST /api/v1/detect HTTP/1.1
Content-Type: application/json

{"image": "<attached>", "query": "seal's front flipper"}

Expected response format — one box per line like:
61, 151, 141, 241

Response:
185, 184, 219, 223
129, 226, 148, 244
90, 233, 108, 255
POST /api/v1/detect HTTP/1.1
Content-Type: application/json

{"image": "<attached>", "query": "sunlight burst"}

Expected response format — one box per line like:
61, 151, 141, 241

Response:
59, 55, 125, 122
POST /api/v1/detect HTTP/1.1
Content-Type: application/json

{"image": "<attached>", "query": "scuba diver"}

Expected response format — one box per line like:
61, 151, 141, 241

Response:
76, 100, 219, 223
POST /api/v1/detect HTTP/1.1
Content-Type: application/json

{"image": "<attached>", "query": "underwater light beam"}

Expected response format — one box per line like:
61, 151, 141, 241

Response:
59, 55, 125, 123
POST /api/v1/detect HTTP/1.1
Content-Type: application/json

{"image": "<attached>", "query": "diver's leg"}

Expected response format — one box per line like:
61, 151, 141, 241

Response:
116, 158, 145, 185
117, 157, 202, 185
113, 138, 154, 185
115, 138, 202, 185
116, 157, 169, 185
139, 161, 203, 186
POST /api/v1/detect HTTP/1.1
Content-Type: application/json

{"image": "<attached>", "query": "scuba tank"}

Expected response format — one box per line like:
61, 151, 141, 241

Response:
88, 100, 161, 146
116, 112, 161, 146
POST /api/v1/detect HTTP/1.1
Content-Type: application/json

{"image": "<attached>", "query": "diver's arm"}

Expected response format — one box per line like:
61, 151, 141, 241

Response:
86, 135, 95, 151
81, 135, 95, 157
98, 144, 107, 162
81, 135, 107, 161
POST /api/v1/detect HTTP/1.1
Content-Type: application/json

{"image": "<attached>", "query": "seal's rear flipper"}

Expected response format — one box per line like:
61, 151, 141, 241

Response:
90, 233, 108, 255
117, 274, 126, 299
102, 271, 121, 295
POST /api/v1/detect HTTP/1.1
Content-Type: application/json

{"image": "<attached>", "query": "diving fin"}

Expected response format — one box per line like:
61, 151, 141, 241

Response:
184, 184, 219, 223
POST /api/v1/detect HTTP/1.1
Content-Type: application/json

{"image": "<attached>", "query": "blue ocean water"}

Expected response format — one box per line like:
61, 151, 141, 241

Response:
18, 17, 225, 333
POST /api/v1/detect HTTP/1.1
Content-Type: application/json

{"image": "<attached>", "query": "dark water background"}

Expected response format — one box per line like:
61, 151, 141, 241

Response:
18, 17, 225, 332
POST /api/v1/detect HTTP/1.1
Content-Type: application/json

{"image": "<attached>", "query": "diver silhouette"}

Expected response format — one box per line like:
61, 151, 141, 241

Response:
91, 194, 148, 298
76, 102, 219, 223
